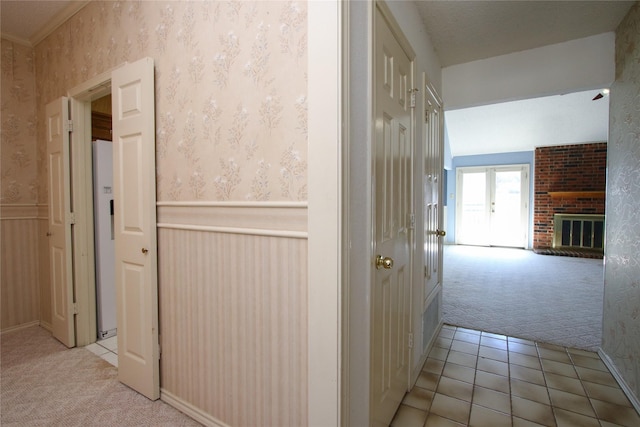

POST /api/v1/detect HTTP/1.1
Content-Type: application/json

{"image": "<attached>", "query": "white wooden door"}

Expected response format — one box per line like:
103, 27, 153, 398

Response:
424, 86, 444, 302
46, 97, 75, 348
371, 9, 412, 426
112, 57, 159, 400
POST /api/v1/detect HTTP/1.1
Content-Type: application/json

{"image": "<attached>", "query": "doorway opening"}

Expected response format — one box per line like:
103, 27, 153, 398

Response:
51, 58, 159, 400
89, 94, 118, 365
455, 165, 529, 248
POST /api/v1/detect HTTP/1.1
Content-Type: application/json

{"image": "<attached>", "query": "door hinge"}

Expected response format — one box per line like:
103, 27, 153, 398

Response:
66, 119, 73, 132
73, 303, 79, 314
409, 88, 418, 108
425, 108, 429, 123
408, 333, 413, 349
67, 212, 76, 225
408, 213, 415, 230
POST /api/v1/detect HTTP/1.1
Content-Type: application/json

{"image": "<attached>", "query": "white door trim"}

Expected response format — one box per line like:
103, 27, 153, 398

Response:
342, 1, 374, 425
308, 1, 342, 425
66, 67, 118, 346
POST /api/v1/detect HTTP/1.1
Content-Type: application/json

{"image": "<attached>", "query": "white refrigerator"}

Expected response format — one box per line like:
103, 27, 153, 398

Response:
93, 140, 116, 339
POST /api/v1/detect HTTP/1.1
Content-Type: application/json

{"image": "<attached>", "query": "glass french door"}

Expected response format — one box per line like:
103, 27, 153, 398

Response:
456, 165, 529, 248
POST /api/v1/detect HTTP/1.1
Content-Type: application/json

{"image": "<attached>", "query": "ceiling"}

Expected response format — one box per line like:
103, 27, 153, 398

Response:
414, 1, 634, 68
413, 0, 633, 158
1, 1, 635, 157
445, 89, 610, 157
0, 1, 77, 43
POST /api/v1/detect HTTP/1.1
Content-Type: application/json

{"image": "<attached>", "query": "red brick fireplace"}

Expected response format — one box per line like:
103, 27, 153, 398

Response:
534, 143, 607, 251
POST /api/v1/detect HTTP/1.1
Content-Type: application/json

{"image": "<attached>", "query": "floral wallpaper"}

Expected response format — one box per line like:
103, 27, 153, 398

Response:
35, 0, 307, 202
603, 1, 640, 401
1, 39, 38, 204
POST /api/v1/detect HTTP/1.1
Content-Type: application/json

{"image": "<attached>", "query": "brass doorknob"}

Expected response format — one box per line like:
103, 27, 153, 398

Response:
436, 229, 446, 237
141, 248, 149, 254
376, 255, 394, 270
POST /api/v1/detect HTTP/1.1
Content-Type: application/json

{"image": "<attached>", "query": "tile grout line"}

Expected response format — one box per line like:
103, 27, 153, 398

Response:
537, 342, 560, 426
567, 347, 601, 424
406, 325, 640, 427
507, 336, 514, 426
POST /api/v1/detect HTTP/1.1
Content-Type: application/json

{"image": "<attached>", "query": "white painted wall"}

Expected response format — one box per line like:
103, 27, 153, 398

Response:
443, 32, 615, 110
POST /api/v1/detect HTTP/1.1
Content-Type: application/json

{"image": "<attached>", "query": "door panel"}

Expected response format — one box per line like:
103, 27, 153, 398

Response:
372, 8, 412, 426
458, 170, 489, 246
112, 57, 159, 400
46, 97, 75, 348
424, 86, 444, 302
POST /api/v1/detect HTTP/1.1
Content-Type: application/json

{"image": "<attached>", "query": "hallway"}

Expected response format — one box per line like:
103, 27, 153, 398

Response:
391, 325, 640, 427
0, 326, 200, 426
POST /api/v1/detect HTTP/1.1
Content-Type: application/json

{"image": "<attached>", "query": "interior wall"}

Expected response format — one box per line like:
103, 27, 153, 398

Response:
0, 38, 42, 331
157, 205, 308, 426
35, 1, 307, 203
602, 0, 640, 403
32, 1, 308, 424
443, 32, 615, 110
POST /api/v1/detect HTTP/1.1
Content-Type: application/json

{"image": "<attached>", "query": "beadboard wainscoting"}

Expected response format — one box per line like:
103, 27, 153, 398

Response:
1, 204, 44, 331
156, 202, 308, 427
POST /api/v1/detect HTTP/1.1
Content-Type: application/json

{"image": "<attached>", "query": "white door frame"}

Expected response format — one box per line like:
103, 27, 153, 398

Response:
340, 1, 374, 425
308, 1, 342, 425
66, 68, 118, 346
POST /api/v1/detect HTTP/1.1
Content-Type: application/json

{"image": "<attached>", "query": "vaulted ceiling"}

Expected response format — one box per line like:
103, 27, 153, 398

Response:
414, 1, 633, 157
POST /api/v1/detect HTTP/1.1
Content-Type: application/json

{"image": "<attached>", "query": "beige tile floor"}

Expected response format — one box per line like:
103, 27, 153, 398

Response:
84, 335, 118, 367
391, 325, 640, 427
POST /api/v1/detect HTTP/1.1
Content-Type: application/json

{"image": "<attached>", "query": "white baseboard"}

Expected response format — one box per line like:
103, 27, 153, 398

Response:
598, 348, 640, 415
0, 320, 40, 334
161, 389, 230, 427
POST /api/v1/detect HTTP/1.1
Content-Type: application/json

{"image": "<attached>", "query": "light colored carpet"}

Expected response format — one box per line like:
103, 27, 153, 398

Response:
0, 326, 201, 426
442, 245, 604, 351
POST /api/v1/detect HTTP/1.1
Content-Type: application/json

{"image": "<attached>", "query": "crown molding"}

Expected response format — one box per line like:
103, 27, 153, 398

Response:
31, 0, 90, 47
0, 32, 32, 47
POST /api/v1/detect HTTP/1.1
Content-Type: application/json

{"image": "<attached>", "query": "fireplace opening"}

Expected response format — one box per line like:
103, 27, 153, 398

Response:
553, 214, 605, 252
